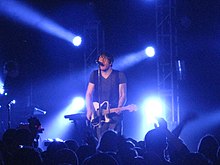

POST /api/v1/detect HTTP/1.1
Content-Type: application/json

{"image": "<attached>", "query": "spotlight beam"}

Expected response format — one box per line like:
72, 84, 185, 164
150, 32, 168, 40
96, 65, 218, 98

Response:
114, 50, 147, 70
0, 0, 77, 43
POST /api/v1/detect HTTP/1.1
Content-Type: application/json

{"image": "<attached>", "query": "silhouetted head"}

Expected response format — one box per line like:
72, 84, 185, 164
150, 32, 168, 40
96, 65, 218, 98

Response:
198, 134, 219, 162
65, 139, 79, 152
144, 128, 167, 154
83, 152, 118, 165
182, 153, 210, 165
76, 144, 96, 165
13, 147, 43, 165
54, 148, 78, 165
97, 130, 119, 153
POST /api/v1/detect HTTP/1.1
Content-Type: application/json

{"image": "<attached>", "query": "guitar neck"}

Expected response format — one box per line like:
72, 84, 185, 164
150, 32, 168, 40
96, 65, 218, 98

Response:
93, 102, 137, 117
102, 107, 125, 115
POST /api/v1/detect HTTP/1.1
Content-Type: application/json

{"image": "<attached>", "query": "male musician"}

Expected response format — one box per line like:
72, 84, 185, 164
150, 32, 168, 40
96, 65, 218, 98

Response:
86, 52, 127, 138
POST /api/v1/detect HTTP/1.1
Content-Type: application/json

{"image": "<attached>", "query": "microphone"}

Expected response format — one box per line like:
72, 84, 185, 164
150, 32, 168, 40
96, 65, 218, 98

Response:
96, 60, 104, 66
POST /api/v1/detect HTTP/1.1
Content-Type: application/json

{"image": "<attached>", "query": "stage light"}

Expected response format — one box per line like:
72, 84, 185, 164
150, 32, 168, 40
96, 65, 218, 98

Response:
11, 100, 16, 104
145, 46, 155, 57
137, 96, 165, 141
142, 97, 163, 123
72, 36, 82, 46
0, 0, 81, 46
71, 97, 85, 112
0, 81, 4, 95
176, 59, 185, 80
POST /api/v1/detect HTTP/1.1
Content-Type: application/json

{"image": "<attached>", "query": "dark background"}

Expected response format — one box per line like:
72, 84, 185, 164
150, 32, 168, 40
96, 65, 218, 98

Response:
0, 0, 220, 151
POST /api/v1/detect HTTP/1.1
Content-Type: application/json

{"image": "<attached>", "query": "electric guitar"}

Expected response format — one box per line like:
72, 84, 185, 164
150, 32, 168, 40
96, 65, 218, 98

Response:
91, 101, 137, 127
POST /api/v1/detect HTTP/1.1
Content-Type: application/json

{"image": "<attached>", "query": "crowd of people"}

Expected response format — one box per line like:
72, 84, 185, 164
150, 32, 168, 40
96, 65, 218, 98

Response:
0, 116, 219, 165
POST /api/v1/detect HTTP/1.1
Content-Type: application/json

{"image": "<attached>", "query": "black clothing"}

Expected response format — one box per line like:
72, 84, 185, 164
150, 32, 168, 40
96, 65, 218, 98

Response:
89, 69, 127, 108
89, 69, 127, 138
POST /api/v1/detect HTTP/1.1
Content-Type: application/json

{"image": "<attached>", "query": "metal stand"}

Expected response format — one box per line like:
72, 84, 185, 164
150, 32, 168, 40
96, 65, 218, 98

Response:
97, 66, 103, 127
7, 105, 11, 129
7, 102, 12, 129
7, 100, 15, 129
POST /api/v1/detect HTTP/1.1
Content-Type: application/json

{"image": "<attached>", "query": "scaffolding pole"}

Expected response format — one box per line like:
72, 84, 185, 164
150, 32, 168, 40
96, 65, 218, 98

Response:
156, 0, 179, 126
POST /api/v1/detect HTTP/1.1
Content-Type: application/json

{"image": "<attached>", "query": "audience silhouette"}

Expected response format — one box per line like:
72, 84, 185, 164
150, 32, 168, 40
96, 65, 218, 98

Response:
197, 134, 220, 165
0, 116, 219, 165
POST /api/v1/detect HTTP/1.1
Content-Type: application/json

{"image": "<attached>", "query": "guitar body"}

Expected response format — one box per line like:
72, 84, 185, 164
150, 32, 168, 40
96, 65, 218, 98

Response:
91, 101, 111, 127
91, 101, 137, 127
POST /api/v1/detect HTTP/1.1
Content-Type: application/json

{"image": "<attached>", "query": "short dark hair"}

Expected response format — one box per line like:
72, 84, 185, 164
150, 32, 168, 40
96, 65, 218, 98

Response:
98, 52, 114, 64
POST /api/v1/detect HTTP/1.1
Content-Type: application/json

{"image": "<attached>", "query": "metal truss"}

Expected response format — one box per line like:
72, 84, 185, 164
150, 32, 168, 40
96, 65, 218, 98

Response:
83, 21, 105, 86
156, 0, 180, 125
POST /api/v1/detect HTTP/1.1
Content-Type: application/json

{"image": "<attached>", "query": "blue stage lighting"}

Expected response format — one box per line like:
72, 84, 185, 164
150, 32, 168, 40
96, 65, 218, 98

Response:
42, 110, 71, 144
0, 81, 4, 95
137, 96, 165, 140
11, 100, 16, 104
70, 96, 85, 111
41, 96, 85, 146
113, 47, 156, 70
72, 36, 82, 46
145, 46, 155, 57
54, 138, 64, 142
113, 51, 147, 70
142, 97, 164, 124
0, 0, 79, 45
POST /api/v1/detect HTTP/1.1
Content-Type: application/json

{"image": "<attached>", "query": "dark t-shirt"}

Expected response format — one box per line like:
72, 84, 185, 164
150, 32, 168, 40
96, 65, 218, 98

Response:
89, 69, 127, 108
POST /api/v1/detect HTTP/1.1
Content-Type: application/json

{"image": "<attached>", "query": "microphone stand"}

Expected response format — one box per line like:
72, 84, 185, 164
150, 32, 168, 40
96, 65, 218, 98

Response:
7, 101, 12, 129
97, 65, 102, 127
7, 100, 15, 129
